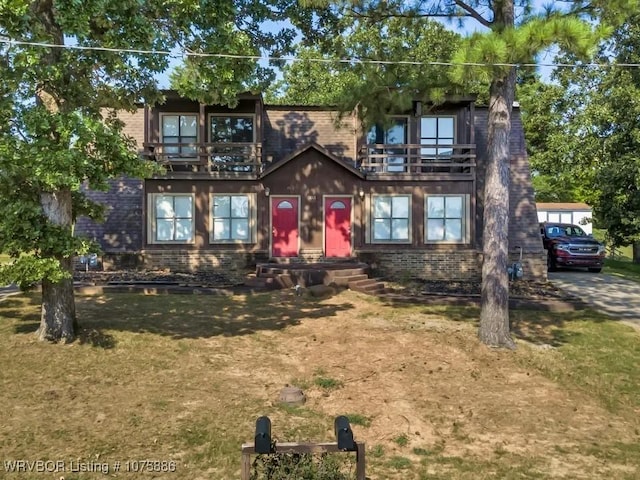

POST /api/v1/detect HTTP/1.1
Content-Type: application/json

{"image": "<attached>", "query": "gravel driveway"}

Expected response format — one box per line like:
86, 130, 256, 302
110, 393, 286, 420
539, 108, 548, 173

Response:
548, 270, 640, 329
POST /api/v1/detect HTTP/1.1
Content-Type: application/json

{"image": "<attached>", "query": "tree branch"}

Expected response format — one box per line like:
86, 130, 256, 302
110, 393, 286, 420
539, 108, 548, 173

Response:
10, 119, 30, 143
345, 7, 475, 21
453, 1, 493, 29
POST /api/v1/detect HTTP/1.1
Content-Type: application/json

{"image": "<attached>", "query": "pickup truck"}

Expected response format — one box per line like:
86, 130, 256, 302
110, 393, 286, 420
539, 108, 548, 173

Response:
540, 222, 606, 273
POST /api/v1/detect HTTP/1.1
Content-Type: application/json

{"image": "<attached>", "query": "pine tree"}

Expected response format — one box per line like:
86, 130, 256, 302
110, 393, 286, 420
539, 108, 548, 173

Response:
295, 0, 638, 347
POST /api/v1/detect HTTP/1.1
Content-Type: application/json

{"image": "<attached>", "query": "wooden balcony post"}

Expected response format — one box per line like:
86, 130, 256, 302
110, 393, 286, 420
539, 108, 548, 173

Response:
199, 103, 207, 171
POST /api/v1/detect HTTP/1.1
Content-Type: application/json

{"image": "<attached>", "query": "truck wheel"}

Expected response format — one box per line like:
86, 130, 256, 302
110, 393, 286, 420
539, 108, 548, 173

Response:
547, 253, 557, 272
588, 267, 602, 273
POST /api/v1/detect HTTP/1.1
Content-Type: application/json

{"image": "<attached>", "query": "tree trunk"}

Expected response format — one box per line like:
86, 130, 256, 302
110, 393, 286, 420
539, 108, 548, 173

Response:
36, 190, 77, 343
478, 69, 517, 349
478, 1, 516, 349
634, 241, 640, 264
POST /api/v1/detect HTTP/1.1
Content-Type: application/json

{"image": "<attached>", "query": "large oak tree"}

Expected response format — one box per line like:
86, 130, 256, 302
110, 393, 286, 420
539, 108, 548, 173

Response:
0, 0, 298, 343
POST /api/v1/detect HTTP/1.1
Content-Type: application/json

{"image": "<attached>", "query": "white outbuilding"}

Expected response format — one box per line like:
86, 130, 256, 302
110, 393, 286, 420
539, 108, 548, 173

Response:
536, 202, 593, 235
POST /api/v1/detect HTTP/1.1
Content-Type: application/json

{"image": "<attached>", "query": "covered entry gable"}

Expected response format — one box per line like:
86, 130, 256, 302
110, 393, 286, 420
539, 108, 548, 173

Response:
260, 142, 365, 181
260, 143, 363, 259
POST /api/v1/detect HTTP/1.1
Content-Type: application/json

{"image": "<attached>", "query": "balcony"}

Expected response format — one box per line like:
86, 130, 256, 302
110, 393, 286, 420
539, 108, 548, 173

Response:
359, 143, 476, 179
143, 142, 263, 177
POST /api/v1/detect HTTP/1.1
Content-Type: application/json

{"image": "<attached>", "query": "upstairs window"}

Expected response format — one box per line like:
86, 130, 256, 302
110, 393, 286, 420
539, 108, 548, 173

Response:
161, 114, 198, 159
420, 116, 455, 158
366, 118, 408, 173
210, 116, 254, 143
209, 115, 255, 171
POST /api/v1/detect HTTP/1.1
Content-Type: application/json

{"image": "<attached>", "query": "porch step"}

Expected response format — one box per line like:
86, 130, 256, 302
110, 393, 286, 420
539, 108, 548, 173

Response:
348, 278, 387, 295
327, 273, 369, 287
252, 262, 378, 289
244, 274, 266, 288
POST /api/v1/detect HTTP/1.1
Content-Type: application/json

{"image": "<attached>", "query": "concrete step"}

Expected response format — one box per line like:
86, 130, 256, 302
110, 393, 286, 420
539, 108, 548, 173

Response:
327, 267, 369, 276
255, 263, 372, 291
244, 274, 269, 289
258, 266, 287, 275
348, 278, 386, 295
326, 273, 369, 287
274, 274, 296, 289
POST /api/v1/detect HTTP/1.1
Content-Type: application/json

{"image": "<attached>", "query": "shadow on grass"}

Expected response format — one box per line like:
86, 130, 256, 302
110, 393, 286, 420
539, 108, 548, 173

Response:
510, 309, 613, 347
73, 292, 355, 345
77, 328, 117, 349
1, 296, 41, 335
379, 297, 615, 348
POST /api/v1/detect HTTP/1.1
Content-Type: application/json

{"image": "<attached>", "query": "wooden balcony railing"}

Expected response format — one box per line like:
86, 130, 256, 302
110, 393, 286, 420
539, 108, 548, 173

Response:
143, 142, 263, 175
359, 143, 476, 176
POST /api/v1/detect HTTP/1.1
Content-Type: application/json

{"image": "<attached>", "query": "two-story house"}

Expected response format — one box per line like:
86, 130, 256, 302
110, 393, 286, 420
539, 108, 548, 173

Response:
75, 91, 546, 283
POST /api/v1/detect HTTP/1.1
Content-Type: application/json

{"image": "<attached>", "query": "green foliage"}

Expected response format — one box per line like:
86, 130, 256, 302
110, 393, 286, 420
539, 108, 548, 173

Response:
267, 17, 466, 126
387, 455, 412, 470
313, 376, 344, 390
0, 256, 69, 290
519, 13, 640, 247
0, 0, 300, 291
370, 444, 385, 458
251, 452, 353, 479
518, 78, 587, 202
393, 434, 409, 447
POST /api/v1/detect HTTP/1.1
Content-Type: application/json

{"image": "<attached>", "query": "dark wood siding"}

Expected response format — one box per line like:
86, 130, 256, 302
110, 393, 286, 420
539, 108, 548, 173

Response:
263, 107, 357, 164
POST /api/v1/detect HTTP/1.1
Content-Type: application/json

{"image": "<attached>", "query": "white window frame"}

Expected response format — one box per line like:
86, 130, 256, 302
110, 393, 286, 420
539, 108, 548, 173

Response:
147, 193, 196, 244
209, 193, 256, 244
370, 194, 411, 244
160, 113, 199, 161
424, 194, 470, 244
419, 115, 456, 157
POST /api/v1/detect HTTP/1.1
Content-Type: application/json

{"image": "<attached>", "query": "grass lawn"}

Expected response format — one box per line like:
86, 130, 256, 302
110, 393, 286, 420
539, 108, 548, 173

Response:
591, 230, 640, 282
1, 290, 640, 479
604, 258, 640, 283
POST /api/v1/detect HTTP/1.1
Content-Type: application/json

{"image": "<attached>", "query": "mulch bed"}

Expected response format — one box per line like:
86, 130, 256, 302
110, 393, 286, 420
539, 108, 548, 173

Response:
74, 270, 234, 287
401, 279, 572, 299
74, 269, 574, 300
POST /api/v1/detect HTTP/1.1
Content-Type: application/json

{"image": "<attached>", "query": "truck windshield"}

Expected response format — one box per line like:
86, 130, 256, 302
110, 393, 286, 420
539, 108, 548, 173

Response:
546, 225, 587, 237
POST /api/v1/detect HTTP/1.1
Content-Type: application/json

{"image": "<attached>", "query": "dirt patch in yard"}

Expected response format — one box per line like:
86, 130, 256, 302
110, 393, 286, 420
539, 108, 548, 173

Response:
266, 294, 635, 471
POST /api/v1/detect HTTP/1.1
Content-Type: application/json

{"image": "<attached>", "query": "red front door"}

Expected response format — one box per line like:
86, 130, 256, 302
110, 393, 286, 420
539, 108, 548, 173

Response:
271, 198, 299, 257
325, 197, 352, 257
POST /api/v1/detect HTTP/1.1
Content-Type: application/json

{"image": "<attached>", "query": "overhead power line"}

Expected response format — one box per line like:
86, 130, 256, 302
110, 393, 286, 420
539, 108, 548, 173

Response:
2, 37, 640, 69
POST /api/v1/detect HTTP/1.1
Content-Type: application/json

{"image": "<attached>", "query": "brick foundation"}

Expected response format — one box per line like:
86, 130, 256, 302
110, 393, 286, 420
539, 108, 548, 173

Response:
140, 250, 268, 283
94, 247, 547, 284
508, 250, 548, 282
357, 250, 483, 281
357, 249, 547, 282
